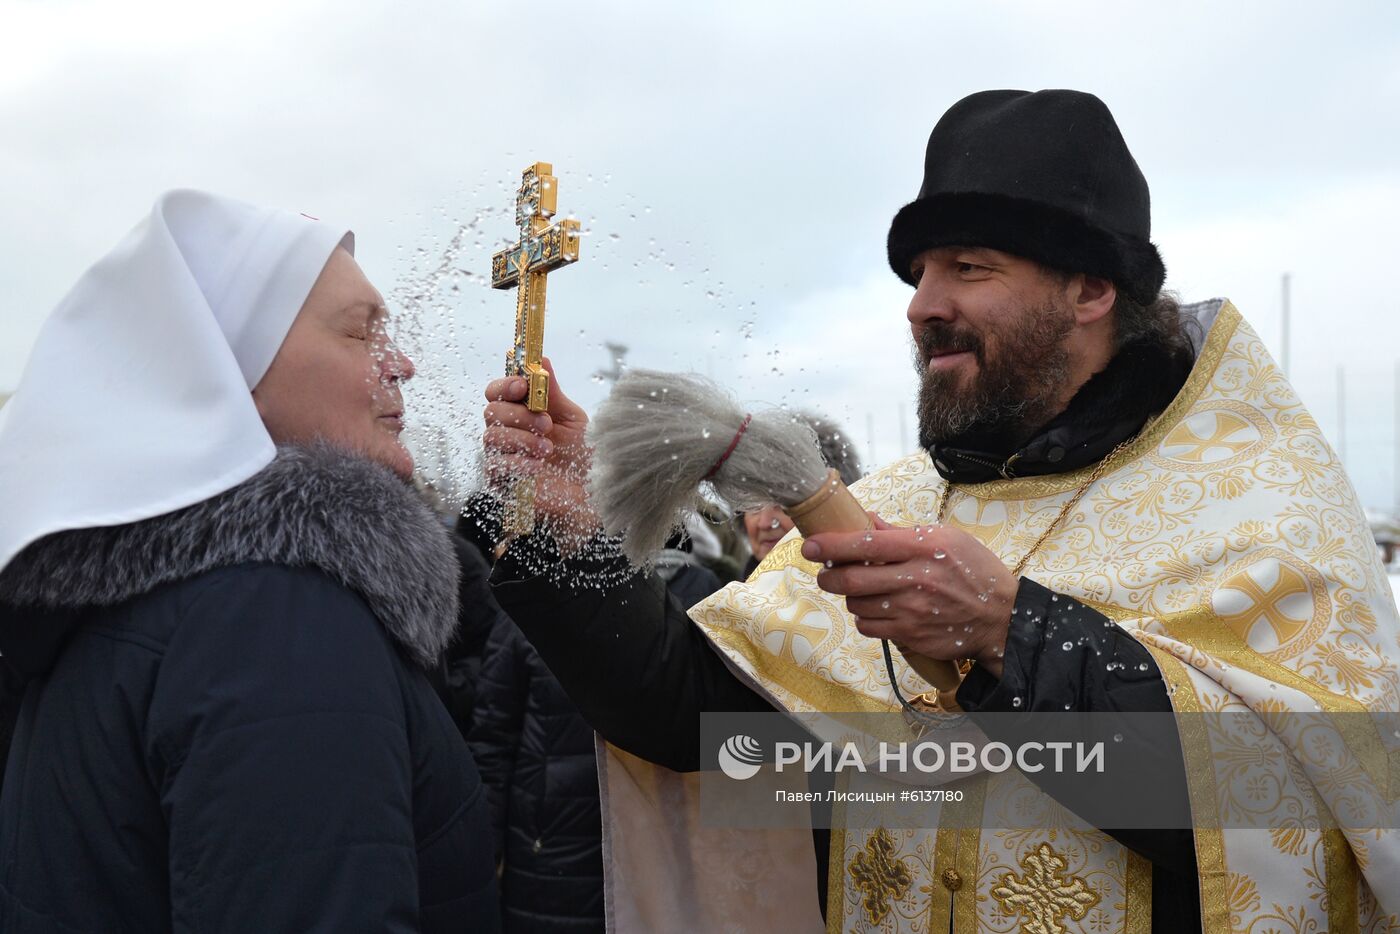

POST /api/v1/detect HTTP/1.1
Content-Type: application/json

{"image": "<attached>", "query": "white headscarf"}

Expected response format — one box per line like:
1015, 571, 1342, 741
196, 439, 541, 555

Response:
0, 189, 352, 574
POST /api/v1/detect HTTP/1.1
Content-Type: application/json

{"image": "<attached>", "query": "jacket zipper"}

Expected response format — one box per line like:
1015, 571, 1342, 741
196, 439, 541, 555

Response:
947, 451, 1020, 480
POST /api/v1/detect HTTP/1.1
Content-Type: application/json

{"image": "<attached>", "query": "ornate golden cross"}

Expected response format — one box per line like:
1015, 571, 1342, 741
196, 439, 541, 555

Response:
490, 162, 581, 535
491, 162, 581, 412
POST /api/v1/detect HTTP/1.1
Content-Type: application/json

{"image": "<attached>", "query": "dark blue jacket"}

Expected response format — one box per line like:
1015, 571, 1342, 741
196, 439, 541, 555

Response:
0, 446, 500, 933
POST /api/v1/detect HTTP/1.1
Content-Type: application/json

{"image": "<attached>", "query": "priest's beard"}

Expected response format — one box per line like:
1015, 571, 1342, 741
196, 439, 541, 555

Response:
914, 296, 1075, 451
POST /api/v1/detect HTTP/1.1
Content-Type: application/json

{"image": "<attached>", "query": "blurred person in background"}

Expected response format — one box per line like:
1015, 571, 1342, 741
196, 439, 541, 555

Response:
740, 411, 864, 577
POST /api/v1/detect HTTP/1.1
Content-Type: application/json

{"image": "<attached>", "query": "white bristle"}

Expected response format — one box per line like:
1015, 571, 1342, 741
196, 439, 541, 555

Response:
588, 369, 829, 566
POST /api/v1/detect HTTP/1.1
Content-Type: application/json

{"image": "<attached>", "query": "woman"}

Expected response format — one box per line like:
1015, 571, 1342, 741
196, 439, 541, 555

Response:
0, 190, 498, 932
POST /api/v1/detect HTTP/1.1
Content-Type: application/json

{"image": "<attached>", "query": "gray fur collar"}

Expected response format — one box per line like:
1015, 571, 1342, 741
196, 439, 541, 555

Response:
0, 445, 460, 667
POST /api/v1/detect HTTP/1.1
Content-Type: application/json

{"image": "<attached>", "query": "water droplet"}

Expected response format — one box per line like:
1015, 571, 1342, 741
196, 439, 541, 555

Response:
701, 428, 711, 439
933, 549, 946, 560
954, 639, 964, 647
824, 560, 834, 568
1137, 662, 1150, 672
1011, 696, 1022, 708
1112, 733, 1124, 743
1062, 641, 1074, 651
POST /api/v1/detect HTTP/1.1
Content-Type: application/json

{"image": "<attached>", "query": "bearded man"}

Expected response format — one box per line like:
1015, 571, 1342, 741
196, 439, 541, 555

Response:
482, 90, 1400, 933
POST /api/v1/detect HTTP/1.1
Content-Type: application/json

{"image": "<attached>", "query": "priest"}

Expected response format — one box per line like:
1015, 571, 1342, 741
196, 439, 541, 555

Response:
481, 90, 1399, 932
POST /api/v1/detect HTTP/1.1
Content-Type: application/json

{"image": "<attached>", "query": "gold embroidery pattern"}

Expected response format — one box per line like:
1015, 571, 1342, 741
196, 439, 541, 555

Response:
847, 827, 913, 926
991, 843, 1101, 934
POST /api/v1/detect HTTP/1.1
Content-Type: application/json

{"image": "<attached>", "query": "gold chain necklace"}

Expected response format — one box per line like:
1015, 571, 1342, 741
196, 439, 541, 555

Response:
906, 435, 1138, 716
934, 434, 1136, 576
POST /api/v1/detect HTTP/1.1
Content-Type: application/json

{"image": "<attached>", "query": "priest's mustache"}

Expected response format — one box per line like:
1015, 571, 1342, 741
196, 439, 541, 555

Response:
915, 322, 983, 365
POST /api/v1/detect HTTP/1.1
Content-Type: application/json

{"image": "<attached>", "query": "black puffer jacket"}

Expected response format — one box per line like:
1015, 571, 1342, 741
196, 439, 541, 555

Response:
454, 517, 723, 934
0, 447, 499, 933
429, 534, 505, 738
468, 620, 607, 933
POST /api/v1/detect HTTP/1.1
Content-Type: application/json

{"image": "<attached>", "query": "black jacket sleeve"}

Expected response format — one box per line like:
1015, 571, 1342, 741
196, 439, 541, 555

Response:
145, 566, 420, 933
489, 544, 770, 773
956, 577, 1198, 880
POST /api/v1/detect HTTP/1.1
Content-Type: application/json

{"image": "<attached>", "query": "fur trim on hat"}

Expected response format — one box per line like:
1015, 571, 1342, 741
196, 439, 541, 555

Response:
0, 444, 460, 667
886, 192, 1166, 306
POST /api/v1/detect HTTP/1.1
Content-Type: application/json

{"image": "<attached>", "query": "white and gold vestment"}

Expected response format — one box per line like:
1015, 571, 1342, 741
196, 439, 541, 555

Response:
599, 300, 1400, 933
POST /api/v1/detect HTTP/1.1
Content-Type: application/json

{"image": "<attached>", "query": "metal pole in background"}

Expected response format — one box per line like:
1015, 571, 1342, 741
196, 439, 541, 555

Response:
1281, 273, 1291, 376
867, 412, 876, 469
898, 403, 908, 456
1337, 364, 1347, 465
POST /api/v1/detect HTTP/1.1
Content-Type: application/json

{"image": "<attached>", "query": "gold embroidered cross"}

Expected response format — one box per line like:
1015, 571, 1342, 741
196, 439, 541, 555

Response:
490, 162, 581, 534
847, 827, 912, 926
770, 588, 831, 665
1165, 412, 1256, 463
774, 619, 828, 666
990, 843, 1100, 934
1219, 561, 1312, 645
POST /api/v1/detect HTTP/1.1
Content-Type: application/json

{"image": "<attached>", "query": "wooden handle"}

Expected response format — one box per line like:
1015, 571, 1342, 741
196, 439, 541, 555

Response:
787, 470, 963, 695
787, 469, 875, 532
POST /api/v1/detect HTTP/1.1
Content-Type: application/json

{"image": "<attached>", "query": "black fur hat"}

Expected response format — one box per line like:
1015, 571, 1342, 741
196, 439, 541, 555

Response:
886, 89, 1166, 305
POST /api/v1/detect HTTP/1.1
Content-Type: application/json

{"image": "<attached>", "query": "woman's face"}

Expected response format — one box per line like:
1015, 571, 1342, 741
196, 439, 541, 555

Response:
253, 248, 416, 478
743, 504, 795, 563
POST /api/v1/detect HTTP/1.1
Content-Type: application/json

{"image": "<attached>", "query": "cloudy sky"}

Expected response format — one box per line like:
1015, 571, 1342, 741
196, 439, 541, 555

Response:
5, 0, 1400, 507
